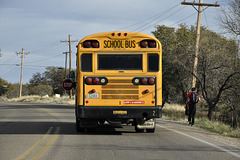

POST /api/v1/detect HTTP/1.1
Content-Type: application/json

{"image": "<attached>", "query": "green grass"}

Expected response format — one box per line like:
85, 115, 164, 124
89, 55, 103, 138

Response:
162, 104, 240, 138
195, 118, 240, 138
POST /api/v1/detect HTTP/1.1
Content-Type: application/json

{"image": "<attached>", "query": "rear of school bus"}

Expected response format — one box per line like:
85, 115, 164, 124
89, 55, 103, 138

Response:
75, 31, 162, 133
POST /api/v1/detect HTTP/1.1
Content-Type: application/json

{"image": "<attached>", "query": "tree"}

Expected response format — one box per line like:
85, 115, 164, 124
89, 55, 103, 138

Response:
29, 72, 46, 85
0, 78, 12, 96
152, 24, 239, 121
29, 66, 66, 95
28, 84, 53, 96
219, 0, 240, 36
197, 29, 239, 120
152, 25, 178, 104
221, 75, 240, 128
152, 24, 195, 104
218, 0, 240, 126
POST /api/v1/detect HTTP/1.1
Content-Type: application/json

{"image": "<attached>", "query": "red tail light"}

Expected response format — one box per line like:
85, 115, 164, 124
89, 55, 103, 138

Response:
141, 78, 148, 84
112, 33, 115, 36
148, 78, 155, 85
124, 33, 127, 36
93, 78, 100, 84
85, 78, 92, 84
91, 89, 96, 93
133, 77, 155, 85
85, 77, 108, 85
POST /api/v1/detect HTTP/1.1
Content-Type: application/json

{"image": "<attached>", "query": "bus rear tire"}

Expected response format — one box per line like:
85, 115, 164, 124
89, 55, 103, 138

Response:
76, 118, 85, 132
146, 128, 155, 133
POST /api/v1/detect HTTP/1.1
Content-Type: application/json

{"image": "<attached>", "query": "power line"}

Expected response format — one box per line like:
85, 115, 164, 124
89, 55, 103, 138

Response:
181, 0, 220, 88
133, 5, 184, 32
0, 53, 18, 65
137, 5, 187, 33
24, 53, 63, 64
24, 45, 66, 64
169, 12, 196, 27
203, 9, 209, 28
119, 4, 180, 31
27, 41, 60, 53
0, 67, 19, 77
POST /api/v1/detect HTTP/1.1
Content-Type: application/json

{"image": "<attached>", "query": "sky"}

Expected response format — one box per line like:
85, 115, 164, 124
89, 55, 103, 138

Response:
0, 0, 228, 84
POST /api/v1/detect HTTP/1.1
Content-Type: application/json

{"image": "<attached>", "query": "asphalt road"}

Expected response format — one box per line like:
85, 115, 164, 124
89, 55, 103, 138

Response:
0, 101, 240, 160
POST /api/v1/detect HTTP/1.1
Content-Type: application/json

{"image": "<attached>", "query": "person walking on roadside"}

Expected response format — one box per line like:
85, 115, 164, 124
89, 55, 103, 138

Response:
186, 88, 200, 126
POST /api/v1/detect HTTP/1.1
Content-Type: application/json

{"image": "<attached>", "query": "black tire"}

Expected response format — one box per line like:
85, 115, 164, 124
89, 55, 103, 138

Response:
146, 128, 155, 133
76, 118, 84, 132
87, 128, 96, 132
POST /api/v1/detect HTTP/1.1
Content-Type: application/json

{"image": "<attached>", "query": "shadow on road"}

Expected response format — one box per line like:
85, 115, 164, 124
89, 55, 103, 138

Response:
0, 121, 139, 135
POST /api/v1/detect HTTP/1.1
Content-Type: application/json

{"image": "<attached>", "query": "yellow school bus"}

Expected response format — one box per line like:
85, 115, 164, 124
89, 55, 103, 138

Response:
75, 31, 162, 132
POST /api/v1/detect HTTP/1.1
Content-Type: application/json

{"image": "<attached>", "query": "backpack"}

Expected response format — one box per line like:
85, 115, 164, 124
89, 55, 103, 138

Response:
190, 92, 199, 104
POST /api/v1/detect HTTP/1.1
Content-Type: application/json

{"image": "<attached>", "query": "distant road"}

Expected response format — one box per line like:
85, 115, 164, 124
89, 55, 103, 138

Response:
1, 101, 240, 160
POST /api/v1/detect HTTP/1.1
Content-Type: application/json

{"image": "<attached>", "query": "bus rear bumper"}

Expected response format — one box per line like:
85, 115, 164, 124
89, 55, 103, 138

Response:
76, 105, 162, 119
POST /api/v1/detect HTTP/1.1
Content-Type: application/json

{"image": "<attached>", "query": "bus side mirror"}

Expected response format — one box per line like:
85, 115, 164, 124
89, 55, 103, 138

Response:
69, 71, 75, 80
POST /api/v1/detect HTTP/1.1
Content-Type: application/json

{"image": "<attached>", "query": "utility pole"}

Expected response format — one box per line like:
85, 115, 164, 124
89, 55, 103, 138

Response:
181, 0, 220, 88
63, 51, 68, 95
16, 48, 29, 97
0, 49, 2, 57
61, 34, 78, 98
63, 51, 68, 79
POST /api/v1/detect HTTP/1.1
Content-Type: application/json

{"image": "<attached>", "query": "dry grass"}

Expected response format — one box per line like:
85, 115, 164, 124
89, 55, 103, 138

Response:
163, 103, 240, 138
162, 103, 187, 121
163, 103, 185, 111
5, 95, 75, 105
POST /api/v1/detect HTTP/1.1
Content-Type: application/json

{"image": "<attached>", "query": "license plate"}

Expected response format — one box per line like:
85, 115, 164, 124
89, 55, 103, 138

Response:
88, 93, 99, 99
113, 111, 127, 114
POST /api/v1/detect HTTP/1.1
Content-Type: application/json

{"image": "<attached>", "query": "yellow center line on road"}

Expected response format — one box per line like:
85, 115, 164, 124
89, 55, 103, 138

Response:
31, 127, 60, 160
14, 127, 60, 160
14, 127, 53, 160
39, 108, 59, 117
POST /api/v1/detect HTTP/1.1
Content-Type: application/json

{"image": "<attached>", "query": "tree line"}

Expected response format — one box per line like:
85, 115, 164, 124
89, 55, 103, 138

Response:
0, 67, 67, 98
152, 0, 240, 128
0, 0, 239, 128
153, 24, 239, 128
